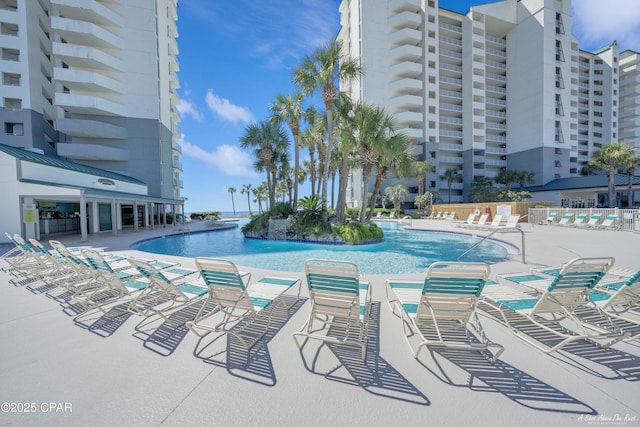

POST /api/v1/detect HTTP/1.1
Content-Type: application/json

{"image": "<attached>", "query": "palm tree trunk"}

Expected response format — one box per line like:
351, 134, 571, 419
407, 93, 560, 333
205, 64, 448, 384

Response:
628, 167, 635, 208
367, 168, 386, 221
336, 155, 349, 222
293, 133, 299, 212
359, 165, 373, 222
246, 194, 252, 215
321, 107, 333, 220
309, 146, 316, 197
608, 167, 616, 207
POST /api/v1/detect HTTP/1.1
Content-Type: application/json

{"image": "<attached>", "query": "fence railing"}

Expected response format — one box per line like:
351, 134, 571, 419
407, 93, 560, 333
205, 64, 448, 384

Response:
528, 208, 640, 232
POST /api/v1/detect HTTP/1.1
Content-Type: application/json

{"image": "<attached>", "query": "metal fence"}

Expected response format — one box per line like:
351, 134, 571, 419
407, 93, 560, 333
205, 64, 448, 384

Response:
528, 207, 640, 232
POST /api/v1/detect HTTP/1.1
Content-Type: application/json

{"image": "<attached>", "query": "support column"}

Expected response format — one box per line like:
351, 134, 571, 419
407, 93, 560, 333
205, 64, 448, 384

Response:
80, 191, 88, 241
162, 204, 167, 228
111, 199, 117, 235
134, 201, 139, 233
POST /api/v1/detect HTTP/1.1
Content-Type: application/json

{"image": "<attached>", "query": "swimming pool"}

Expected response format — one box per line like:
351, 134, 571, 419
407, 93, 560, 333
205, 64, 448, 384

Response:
133, 220, 512, 275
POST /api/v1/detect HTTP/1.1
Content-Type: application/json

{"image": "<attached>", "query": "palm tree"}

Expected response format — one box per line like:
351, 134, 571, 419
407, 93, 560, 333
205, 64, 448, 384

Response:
240, 120, 290, 209
441, 168, 462, 204
368, 133, 414, 221
624, 155, 640, 207
589, 142, 636, 207
227, 187, 236, 215
293, 38, 362, 219
493, 169, 520, 191
270, 92, 304, 211
299, 106, 325, 198
336, 99, 397, 222
241, 184, 253, 215
252, 183, 268, 213
412, 160, 433, 196
515, 170, 535, 191
384, 184, 409, 215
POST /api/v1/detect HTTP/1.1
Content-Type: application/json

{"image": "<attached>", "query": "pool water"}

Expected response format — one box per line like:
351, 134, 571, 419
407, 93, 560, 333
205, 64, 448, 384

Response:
133, 220, 510, 275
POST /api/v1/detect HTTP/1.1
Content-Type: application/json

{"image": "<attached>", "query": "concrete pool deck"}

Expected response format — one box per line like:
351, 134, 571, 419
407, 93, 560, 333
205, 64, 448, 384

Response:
1, 219, 639, 426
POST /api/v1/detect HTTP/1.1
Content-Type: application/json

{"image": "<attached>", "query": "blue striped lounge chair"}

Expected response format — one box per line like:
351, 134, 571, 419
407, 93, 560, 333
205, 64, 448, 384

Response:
386, 262, 503, 363
187, 258, 301, 349
584, 213, 602, 227
535, 265, 640, 342
557, 213, 574, 225
69, 249, 150, 316
571, 213, 588, 227
479, 257, 629, 353
127, 258, 207, 328
293, 259, 372, 361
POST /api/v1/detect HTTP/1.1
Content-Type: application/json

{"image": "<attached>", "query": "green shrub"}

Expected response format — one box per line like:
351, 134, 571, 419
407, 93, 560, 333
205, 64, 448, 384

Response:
190, 211, 221, 220
333, 222, 383, 244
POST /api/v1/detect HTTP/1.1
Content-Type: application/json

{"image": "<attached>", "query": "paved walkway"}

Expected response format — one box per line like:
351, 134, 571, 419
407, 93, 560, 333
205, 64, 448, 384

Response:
1, 220, 639, 426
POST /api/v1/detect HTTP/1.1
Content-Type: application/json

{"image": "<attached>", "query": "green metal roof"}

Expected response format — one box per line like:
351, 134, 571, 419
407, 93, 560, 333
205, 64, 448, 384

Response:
0, 144, 145, 186
525, 174, 640, 192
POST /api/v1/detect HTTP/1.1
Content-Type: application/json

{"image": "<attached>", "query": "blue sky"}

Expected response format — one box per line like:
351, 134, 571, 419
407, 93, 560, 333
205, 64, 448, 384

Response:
176, 0, 640, 214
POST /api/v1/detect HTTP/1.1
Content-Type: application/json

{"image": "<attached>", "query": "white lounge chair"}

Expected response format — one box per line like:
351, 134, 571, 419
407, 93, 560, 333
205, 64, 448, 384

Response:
557, 213, 574, 226
479, 257, 628, 353
597, 214, 618, 229
533, 265, 640, 342
545, 212, 557, 224
127, 258, 208, 327
571, 213, 588, 227
585, 213, 602, 227
70, 249, 149, 316
293, 259, 372, 360
386, 262, 503, 363
187, 258, 301, 349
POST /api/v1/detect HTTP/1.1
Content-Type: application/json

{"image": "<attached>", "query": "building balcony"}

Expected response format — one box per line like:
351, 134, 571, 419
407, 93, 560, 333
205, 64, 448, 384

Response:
56, 142, 128, 161
55, 92, 125, 117
50, 17, 123, 49
172, 141, 182, 154
439, 22, 462, 33
390, 94, 423, 110
53, 42, 124, 71
439, 130, 463, 139
395, 111, 423, 125
56, 118, 127, 139
54, 67, 123, 93
438, 156, 462, 165
50, 0, 122, 27
389, 28, 422, 46
388, 10, 422, 29
390, 45, 422, 62
172, 158, 182, 171
173, 178, 183, 188
390, 77, 422, 94
400, 126, 423, 139
389, 0, 421, 14
390, 61, 422, 79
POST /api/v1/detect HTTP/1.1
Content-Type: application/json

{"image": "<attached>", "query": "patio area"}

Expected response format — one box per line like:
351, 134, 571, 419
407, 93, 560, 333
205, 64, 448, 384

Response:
1, 219, 639, 426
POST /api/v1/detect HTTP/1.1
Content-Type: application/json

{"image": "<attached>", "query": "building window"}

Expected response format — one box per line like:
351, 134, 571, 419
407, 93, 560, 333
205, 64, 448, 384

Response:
4, 122, 23, 135
2, 72, 20, 86
3, 98, 21, 109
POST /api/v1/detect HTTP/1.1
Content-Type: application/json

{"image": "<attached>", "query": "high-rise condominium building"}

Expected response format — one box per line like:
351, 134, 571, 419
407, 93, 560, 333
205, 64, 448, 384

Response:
0, 0, 182, 201
338, 0, 639, 205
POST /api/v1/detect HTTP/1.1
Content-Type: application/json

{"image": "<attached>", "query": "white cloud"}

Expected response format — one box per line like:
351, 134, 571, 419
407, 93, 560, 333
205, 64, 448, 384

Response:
572, 0, 640, 51
176, 98, 204, 122
179, 136, 258, 178
205, 90, 254, 125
